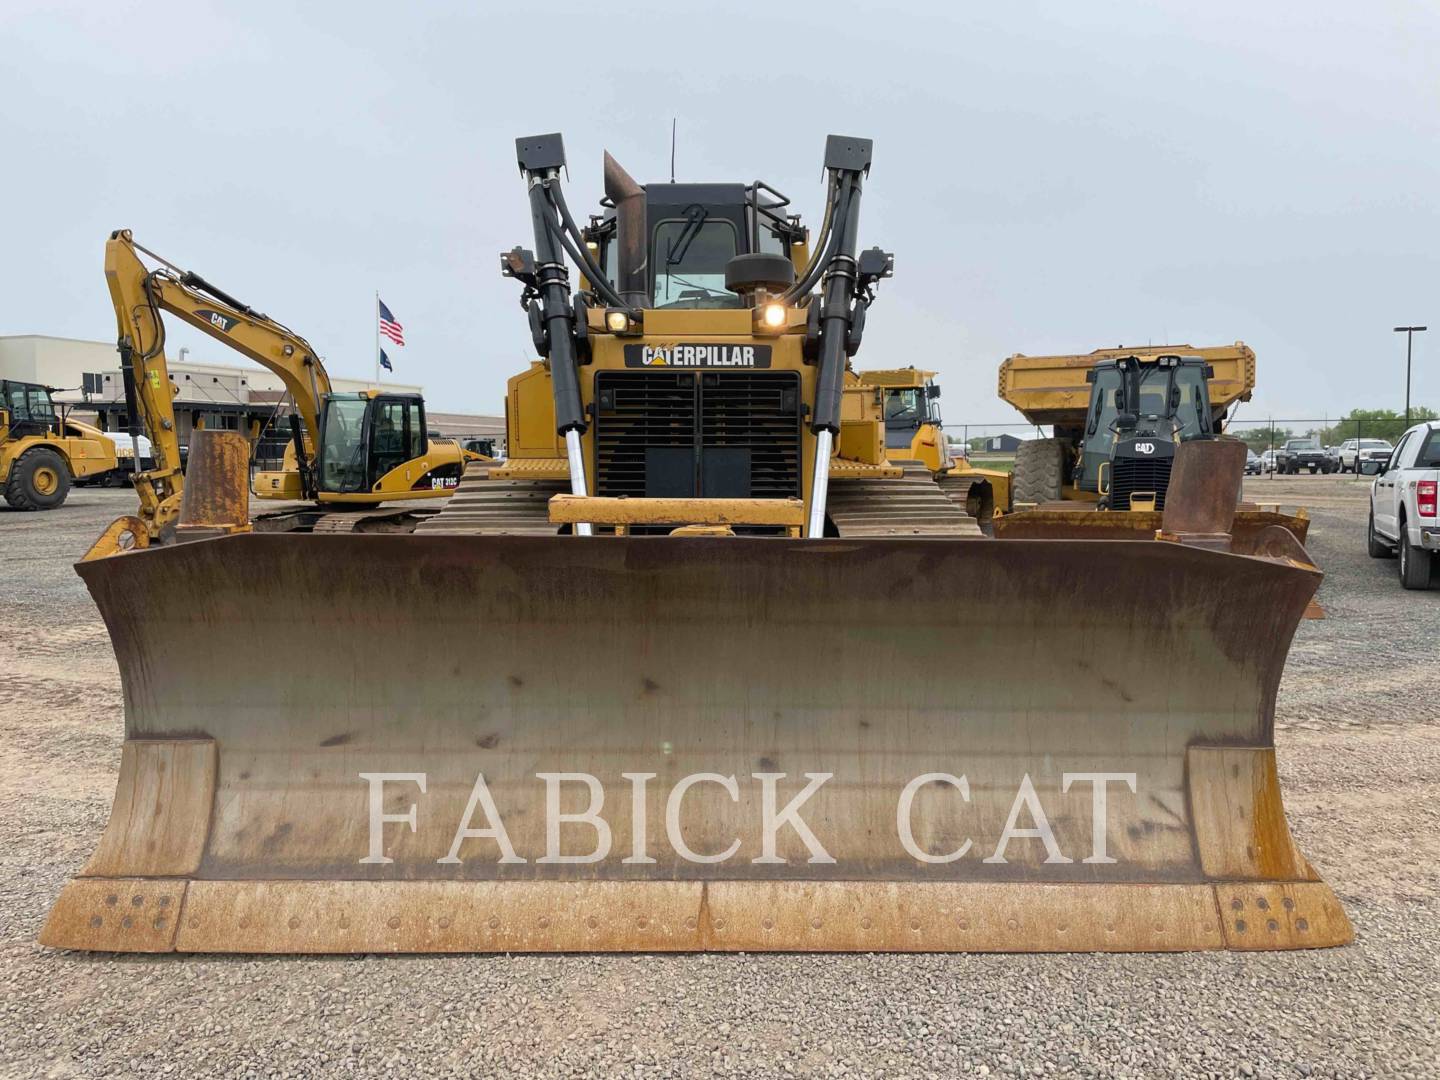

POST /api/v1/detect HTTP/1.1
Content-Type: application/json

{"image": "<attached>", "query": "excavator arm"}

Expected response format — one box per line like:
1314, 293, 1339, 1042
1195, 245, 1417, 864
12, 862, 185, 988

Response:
104, 229, 332, 536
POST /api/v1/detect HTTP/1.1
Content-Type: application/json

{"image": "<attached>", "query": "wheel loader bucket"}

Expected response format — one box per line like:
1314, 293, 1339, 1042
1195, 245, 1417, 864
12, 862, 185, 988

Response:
42, 532, 1348, 954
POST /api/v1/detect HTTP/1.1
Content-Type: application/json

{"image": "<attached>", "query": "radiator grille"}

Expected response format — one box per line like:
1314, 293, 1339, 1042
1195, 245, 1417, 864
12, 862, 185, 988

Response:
1110, 456, 1173, 511
594, 370, 802, 499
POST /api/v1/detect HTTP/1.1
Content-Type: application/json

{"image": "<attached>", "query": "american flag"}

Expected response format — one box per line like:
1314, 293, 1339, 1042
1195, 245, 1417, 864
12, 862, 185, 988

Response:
378, 299, 405, 347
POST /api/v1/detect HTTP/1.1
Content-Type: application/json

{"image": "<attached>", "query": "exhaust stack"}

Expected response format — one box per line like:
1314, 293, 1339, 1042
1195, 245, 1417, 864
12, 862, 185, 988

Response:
604, 151, 647, 308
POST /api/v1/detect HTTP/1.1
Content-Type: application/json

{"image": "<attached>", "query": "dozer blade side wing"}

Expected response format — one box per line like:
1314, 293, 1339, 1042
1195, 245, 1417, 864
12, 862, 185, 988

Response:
995, 507, 1312, 553
42, 534, 1349, 953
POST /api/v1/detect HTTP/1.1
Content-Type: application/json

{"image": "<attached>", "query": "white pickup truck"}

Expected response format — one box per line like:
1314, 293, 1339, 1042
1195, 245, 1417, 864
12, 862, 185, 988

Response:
1368, 420, 1440, 589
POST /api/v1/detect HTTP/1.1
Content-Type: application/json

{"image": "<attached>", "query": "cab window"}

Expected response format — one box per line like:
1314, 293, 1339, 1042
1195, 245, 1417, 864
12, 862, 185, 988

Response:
1169, 367, 1210, 438
5, 384, 55, 422
651, 216, 740, 309
371, 400, 424, 466
1088, 370, 1120, 436
1390, 433, 1414, 469
884, 389, 922, 425
319, 398, 370, 493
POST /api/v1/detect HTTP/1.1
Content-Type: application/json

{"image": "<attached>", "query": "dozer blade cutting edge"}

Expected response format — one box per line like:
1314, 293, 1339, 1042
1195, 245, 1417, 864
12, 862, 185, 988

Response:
41, 532, 1350, 953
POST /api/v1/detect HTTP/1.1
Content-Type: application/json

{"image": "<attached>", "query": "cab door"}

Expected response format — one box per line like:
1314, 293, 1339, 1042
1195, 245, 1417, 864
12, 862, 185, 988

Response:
366, 397, 426, 488
1374, 431, 1414, 538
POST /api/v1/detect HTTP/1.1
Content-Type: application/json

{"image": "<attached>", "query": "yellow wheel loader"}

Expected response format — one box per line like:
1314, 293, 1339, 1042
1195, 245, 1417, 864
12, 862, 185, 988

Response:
854, 366, 1011, 524
101, 231, 479, 538
41, 136, 1349, 955
1, 380, 117, 510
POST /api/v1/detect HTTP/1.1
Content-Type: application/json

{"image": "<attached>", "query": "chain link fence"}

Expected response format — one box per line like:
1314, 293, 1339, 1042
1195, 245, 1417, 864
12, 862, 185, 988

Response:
945, 416, 1432, 476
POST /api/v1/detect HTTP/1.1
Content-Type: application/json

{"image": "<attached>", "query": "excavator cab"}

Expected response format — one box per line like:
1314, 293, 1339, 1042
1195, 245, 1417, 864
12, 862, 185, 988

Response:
315, 392, 428, 495
1078, 354, 1215, 510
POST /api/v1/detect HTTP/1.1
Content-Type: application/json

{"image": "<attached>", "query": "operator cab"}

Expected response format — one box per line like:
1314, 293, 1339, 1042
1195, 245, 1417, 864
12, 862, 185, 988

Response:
315, 392, 429, 494
881, 377, 942, 451
1, 380, 59, 440
1077, 355, 1215, 505
588, 180, 804, 310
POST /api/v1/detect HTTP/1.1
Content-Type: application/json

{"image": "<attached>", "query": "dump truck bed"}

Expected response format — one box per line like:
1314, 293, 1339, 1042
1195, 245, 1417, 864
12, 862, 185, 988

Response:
998, 343, 1256, 428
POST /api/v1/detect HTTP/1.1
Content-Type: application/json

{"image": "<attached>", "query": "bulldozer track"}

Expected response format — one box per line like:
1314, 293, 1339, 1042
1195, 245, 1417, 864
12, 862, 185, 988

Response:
828, 466, 982, 537
415, 463, 564, 536
419, 463, 982, 538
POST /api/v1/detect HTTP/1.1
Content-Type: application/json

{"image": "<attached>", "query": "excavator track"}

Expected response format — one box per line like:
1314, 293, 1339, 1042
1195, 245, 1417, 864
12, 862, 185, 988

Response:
414, 463, 564, 536
828, 466, 982, 537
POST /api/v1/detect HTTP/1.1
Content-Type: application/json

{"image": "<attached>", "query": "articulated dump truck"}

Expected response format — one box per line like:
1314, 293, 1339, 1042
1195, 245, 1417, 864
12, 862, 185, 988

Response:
42, 136, 1349, 954
992, 343, 1312, 553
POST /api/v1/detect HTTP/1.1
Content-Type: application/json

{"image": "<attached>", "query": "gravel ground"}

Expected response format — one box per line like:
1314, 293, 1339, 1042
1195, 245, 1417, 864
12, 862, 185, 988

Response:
1, 479, 1436, 1080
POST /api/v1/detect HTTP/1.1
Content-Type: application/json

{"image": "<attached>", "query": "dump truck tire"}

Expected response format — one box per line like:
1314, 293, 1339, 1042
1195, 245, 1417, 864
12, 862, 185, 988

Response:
41, 531, 1351, 954
1011, 438, 1064, 504
3, 447, 71, 510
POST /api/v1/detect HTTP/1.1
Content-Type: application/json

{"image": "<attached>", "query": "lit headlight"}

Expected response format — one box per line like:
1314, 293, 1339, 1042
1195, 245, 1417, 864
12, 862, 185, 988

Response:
605, 310, 630, 333
761, 303, 787, 328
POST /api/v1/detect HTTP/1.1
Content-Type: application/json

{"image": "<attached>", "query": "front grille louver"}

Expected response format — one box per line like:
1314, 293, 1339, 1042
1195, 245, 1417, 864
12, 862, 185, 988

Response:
594, 370, 802, 500
1111, 457, 1173, 511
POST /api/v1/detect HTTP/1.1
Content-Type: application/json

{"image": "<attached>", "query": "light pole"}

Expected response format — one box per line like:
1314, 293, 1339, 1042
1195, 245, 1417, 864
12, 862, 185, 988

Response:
1393, 326, 1427, 426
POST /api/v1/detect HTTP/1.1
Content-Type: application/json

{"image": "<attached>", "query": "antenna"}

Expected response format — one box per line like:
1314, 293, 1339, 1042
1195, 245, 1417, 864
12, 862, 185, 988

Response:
670, 118, 677, 183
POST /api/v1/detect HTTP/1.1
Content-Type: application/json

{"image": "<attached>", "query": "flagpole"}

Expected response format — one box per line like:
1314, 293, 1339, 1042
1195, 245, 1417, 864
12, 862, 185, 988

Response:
374, 291, 380, 387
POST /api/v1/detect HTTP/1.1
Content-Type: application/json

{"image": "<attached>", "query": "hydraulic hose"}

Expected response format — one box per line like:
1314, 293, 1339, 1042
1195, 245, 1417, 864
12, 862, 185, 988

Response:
546, 179, 628, 309
780, 173, 845, 305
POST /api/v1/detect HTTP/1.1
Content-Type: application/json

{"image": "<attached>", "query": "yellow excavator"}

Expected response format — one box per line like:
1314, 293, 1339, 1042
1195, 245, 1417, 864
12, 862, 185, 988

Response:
100, 230, 477, 537
42, 136, 1347, 955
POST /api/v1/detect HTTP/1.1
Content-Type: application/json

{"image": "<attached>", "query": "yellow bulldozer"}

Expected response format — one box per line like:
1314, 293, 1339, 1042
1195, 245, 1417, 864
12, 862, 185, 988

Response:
1, 380, 117, 510
41, 135, 1348, 955
99, 231, 479, 537
854, 366, 1011, 523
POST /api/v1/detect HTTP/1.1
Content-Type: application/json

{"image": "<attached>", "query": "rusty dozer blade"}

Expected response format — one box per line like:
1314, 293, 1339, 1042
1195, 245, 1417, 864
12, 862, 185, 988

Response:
42, 526, 1349, 954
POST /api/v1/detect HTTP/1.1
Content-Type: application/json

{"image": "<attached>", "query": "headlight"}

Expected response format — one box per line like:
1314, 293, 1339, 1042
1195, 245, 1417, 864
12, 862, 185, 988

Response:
761, 303, 787, 329
605, 310, 630, 333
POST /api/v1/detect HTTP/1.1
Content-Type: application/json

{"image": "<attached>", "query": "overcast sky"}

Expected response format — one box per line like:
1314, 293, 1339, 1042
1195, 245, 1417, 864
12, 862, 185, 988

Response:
2, 1, 1436, 427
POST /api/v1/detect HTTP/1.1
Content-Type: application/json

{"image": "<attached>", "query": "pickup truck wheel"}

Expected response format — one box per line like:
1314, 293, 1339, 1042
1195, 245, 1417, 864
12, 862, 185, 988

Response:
1367, 509, 1393, 558
1399, 525, 1433, 589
